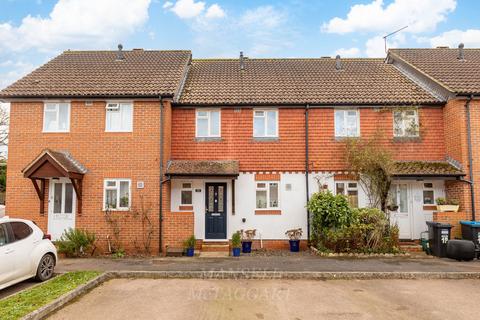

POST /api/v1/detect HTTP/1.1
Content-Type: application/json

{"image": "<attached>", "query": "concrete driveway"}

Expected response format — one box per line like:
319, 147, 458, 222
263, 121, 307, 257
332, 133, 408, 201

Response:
48, 278, 479, 320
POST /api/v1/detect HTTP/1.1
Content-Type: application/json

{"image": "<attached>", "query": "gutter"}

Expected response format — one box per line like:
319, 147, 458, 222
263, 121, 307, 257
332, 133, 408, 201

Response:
465, 95, 476, 221
305, 104, 310, 242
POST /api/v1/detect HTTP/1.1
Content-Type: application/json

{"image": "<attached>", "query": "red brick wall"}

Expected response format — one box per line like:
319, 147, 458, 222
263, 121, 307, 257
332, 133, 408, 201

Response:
433, 211, 469, 238
6, 100, 166, 254
171, 107, 445, 171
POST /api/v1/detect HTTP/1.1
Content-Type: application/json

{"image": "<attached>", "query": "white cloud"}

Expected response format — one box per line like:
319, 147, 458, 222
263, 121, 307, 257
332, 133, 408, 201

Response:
170, 0, 205, 19
322, 0, 456, 35
240, 6, 285, 29
427, 29, 480, 48
162, 1, 173, 9
365, 33, 406, 57
334, 47, 360, 57
0, 0, 151, 52
0, 61, 35, 89
205, 4, 225, 19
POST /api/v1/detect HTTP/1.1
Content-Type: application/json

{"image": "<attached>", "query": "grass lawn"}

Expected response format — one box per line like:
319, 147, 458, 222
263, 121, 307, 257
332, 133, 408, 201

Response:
0, 271, 101, 320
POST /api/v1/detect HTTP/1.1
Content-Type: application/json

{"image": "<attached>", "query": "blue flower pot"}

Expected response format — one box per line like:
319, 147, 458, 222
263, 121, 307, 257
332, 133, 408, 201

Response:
186, 247, 195, 257
232, 247, 241, 257
289, 240, 300, 252
242, 241, 252, 253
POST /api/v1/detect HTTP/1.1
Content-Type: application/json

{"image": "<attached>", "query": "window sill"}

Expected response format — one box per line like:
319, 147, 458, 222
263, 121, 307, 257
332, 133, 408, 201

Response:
334, 136, 360, 141
195, 137, 222, 142
105, 130, 133, 133
103, 208, 130, 212
393, 136, 421, 143
252, 137, 279, 142
179, 205, 193, 211
255, 209, 281, 215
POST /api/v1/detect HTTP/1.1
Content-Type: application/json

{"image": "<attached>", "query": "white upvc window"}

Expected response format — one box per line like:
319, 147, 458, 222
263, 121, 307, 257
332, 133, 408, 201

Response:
181, 182, 193, 205
256, 182, 279, 209
335, 109, 360, 137
104, 179, 131, 210
43, 102, 70, 132
423, 182, 435, 205
253, 109, 278, 137
393, 109, 419, 137
105, 102, 133, 132
196, 109, 220, 137
336, 181, 359, 208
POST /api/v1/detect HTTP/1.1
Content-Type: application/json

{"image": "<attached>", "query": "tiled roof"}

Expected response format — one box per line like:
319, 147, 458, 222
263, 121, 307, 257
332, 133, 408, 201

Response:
166, 160, 239, 176
178, 58, 440, 105
389, 48, 480, 94
0, 50, 191, 99
23, 149, 87, 176
393, 161, 464, 177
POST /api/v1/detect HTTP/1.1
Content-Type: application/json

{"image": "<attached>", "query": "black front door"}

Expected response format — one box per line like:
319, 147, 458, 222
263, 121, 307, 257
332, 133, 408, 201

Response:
205, 183, 227, 239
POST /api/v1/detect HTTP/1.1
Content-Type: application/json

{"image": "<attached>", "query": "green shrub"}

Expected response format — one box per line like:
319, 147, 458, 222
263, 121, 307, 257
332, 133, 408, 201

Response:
57, 228, 96, 257
231, 232, 241, 248
183, 235, 196, 249
307, 190, 355, 244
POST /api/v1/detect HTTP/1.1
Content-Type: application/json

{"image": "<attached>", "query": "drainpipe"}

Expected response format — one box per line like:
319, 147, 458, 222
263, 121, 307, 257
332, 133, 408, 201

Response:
159, 96, 165, 254
305, 104, 310, 241
465, 95, 476, 221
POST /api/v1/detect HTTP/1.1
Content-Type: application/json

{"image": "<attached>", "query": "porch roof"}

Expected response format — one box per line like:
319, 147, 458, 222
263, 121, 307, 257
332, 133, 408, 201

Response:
166, 160, 239, 178
393, 161, 465, 178
22, 149, 87, 179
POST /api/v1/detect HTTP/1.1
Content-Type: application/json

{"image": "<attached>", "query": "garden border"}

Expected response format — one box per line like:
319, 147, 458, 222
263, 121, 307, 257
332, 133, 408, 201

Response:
23, 270, 480, 319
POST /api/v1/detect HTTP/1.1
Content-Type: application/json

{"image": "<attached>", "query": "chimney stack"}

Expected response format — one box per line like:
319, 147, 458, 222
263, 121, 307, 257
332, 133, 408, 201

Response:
458, 43, 465, 60
335, 55, 342, 70
240, 51, 245, 71
116, 44, 125, 61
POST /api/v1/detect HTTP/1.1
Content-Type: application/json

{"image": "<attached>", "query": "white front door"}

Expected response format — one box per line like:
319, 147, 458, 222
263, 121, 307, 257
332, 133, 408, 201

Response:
390, 183, 412, 239
48, 178, 76, 240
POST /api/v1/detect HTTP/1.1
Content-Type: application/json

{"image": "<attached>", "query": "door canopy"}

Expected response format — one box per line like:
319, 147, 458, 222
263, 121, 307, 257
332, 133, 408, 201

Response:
22, 149, 87, 215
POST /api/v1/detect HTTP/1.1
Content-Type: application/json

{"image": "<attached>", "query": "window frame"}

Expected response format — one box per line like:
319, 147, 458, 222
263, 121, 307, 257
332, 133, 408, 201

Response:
423, 182, 435, 205
334, 109, 360, 137
180, 182, 193, 205
43, 102, 71, 133
195, 109, 221, 138
335, 181, 359, 208
103, 179, 132, 211
105, 101, 134, 132
255, 181, 280, 210
393, 109, 420, 138
253, 109, 279, 138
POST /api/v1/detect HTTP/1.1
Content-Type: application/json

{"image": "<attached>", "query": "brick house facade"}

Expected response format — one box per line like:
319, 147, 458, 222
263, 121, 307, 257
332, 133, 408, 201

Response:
0, 46, 479, 254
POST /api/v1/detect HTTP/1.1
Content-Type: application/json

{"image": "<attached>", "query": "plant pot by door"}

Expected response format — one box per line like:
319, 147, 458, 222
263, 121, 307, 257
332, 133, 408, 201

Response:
232, 247, 241, 257
242, 241, 252, 253
289, 240, 300, 252
186, 248, 195, 257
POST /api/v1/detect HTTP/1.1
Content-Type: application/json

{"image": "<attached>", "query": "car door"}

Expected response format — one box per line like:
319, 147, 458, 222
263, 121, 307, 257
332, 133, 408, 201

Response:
8, 222, 35, 279
0, 222, 15, 286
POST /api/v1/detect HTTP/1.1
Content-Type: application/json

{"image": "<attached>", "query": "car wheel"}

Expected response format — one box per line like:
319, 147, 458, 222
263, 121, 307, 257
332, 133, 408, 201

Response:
35, 254, 55, 282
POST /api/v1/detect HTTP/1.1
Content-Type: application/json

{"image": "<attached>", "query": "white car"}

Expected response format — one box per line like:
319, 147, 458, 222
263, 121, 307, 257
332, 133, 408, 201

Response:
0, 216, 57, 290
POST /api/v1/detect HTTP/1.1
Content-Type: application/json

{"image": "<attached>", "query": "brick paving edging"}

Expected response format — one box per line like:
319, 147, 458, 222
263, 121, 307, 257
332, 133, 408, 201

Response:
23, 271, 480, 319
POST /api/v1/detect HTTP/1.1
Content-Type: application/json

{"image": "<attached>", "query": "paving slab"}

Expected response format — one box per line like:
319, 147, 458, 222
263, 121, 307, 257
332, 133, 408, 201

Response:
47, 278, 480, 320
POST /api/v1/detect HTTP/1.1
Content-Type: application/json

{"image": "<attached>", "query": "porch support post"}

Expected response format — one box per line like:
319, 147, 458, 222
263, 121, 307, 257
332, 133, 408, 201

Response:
70, 178, 83, 216
232, 179, 235, 215
30, 178, 45, 215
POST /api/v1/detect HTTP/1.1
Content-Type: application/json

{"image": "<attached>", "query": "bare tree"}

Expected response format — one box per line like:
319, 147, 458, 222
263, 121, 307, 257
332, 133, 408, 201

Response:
0, 103, 9, 160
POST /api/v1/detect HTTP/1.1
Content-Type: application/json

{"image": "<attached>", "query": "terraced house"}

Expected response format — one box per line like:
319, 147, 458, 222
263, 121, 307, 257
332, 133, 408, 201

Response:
0, 44, 478, 254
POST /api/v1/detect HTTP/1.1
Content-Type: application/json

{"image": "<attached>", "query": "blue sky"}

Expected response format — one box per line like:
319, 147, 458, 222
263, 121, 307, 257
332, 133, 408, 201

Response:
0, 0, 479, 90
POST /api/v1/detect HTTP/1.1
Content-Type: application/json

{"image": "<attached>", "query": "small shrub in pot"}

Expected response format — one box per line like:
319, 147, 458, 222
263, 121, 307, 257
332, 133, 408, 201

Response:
231, 231, 241, 257
183, 235, 196, 257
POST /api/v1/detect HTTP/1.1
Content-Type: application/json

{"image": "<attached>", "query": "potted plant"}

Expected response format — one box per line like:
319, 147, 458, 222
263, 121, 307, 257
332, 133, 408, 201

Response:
436, 197, 460, 212
183, 235, 196, 257
231, 231, 241, 257
285, 228, 302, 252
240, 229, 256, 253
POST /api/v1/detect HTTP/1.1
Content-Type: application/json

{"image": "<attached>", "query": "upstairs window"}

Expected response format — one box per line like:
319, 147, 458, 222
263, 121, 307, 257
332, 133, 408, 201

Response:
394, 109, 419, 137
196, 109, 220, 137
43, 102, 70, 132
253, 109, 278, 137
256, 182, 279, 209
335, 109, 360, 137
336, 182, 359, 208
105, 102, 133, 132
104, 179, 131, 210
